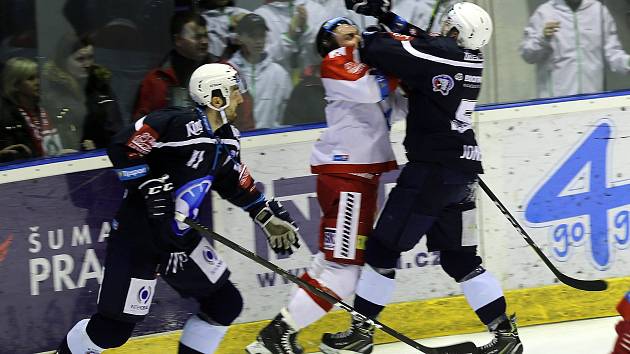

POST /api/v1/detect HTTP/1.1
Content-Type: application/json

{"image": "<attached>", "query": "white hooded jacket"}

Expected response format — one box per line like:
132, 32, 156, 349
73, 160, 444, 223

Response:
520, 0, 630, 98
254, 0, 329, 70
202, 6, 251, 57
229, 51, 293, 129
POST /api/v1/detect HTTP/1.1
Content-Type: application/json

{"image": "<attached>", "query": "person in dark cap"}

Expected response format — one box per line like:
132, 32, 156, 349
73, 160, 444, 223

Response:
228, 14, 292, 129
133, 10, 255, 131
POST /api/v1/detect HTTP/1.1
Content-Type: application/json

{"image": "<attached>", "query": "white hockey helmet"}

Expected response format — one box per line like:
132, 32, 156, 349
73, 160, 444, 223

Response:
441, 2, 493, 50
189, 63, 247, 111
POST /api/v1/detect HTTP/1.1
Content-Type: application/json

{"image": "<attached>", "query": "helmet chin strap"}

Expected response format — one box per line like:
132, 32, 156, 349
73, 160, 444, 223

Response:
219, 110, 228, 125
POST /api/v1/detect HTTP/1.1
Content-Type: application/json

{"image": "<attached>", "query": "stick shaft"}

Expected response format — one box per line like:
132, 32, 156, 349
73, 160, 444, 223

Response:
478, 178, 607, 291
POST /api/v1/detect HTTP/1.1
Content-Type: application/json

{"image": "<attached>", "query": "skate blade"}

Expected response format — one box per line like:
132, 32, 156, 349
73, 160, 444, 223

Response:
245, 341, 273, 354
319, 343, 373, 354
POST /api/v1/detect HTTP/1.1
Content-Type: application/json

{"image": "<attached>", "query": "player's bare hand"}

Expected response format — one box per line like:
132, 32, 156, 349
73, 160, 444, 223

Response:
81, 139, 96, 150
3, 144, 32, 155
291, 5, 308, 32
543, 21, 560, 39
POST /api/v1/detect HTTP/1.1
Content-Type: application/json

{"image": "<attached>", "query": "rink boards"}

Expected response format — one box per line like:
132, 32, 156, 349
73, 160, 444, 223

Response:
0, 92, 629, 353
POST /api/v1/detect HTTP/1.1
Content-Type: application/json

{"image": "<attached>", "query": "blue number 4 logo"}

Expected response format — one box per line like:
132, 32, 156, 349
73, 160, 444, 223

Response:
525, 120, 630, 270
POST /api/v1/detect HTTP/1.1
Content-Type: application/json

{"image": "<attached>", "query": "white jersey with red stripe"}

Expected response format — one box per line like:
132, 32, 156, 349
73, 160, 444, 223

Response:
310, 46, 399, 174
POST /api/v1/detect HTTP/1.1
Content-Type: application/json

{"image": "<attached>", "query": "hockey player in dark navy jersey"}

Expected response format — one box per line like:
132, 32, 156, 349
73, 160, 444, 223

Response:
55, 63, 301, 354
319, 3, 523, 354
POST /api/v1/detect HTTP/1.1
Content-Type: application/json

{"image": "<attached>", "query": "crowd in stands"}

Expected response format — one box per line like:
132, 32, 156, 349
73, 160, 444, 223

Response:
1, 0, 629, 164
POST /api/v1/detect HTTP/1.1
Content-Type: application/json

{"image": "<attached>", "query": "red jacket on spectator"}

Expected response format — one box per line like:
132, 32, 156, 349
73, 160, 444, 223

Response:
132, 58, 255, 131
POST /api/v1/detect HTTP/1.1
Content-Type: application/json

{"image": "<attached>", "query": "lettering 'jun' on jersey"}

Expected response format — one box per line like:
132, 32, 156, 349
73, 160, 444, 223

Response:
459, 145, 481, 161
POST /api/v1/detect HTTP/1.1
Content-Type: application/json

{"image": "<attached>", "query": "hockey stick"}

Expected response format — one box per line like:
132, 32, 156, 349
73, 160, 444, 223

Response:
478, 178, 608, 292
426, 0, 445, 32
176, 213, 479, 354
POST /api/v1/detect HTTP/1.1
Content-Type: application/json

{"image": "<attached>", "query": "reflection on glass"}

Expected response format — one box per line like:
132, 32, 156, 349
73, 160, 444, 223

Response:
521, 0, 630, 98
0, 57, 63, 162
41, 33, 122, 152
0, 0, 629, 166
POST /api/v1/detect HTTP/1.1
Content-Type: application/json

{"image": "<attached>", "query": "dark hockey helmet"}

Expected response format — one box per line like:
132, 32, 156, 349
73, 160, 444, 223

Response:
315, 17, 357, 57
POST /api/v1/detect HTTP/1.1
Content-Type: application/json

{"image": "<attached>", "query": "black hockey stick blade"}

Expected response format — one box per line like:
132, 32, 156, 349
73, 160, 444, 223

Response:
176, 213, 479, 354
478, 179, 608, 292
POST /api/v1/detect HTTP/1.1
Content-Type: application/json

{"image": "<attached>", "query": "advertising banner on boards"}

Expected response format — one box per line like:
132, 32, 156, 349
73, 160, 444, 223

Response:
0, 170, 201, 353
477, 107, 630, 288
1, 99, 629, 352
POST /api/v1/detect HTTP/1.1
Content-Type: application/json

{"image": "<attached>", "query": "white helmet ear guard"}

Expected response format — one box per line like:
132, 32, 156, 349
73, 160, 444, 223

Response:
189, 63, 247, 111
441, 2, 493, 50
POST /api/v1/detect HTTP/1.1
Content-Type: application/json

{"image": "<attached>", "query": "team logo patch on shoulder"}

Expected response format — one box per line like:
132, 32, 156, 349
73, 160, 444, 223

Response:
432, 74, 455, 96
127, 124, 158, 155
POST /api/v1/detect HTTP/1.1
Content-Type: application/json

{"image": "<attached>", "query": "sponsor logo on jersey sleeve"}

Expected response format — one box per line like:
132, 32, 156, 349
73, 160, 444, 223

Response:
190, 238, 227, 283
115, 164, 149, 181
463, 74, 482, 89
432, 74, 455, 96
123, 278, 157, 316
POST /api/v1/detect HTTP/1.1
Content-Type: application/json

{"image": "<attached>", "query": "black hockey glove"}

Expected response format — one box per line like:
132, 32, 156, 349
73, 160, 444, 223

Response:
138, 174, 175, 219
250, 200, 300, 255
138, 175, 197, 252
345, 0, 391, 18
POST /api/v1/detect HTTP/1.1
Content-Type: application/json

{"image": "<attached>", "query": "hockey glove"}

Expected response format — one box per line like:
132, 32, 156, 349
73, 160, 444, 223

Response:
138, 175, 196, 252
251, 200, 300, 255
138, 174, 175, 219
345, 0, 390, 18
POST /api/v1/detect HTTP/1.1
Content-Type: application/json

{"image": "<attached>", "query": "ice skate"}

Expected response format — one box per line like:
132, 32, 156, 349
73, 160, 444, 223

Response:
319, 315, 375, 354
479, 314, 523, 354
245, 309, 303, 354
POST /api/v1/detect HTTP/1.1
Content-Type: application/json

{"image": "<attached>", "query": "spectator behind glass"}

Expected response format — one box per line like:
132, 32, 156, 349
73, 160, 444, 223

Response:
254, 0, 328, 73
283, 63, 325, 125
391, 0, 457, 32
132, 10, 255, 131
199, 0, 251, 60
41, 33, 122, 151
0, 0, 38, 62
520, 0, 630, 98
229, 14, 293, 129
0, 57, 63, 162
308, 0, 376, 30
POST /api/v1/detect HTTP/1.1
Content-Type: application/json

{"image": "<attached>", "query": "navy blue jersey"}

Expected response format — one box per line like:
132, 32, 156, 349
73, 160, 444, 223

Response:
108, 107, 264, 236
360, 18, 484, 173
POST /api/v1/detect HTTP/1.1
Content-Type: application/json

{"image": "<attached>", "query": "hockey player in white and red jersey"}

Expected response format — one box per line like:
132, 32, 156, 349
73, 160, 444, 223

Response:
613, 290, 630, 354
245, 17, 403, 354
